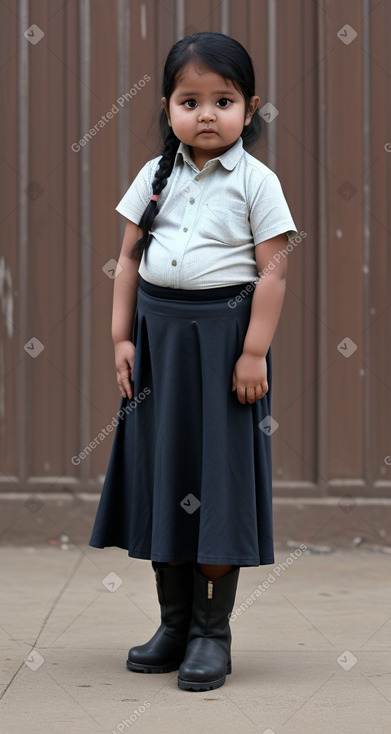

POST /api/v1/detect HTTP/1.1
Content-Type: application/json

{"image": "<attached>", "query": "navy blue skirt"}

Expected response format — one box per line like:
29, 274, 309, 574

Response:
89, 277, 274, 566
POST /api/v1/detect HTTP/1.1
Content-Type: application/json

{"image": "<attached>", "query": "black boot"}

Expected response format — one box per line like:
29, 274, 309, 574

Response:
127, 562, 193, 673
178, 565, 240, 691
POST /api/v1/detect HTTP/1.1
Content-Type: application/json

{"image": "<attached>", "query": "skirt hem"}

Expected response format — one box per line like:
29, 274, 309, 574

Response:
88, 542, 274, 567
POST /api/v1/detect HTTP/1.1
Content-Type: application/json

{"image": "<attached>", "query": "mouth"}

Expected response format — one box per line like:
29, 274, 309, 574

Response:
199, 129, 217, 135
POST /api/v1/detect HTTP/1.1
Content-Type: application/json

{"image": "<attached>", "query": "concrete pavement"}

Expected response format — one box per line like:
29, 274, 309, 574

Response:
1, 544, 391, 733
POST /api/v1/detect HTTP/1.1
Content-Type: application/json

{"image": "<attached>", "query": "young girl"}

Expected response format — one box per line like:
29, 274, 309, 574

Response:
90, 31, 297, 692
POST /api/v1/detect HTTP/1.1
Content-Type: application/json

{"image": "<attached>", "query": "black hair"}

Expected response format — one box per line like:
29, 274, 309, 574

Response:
132, 31, 262, 261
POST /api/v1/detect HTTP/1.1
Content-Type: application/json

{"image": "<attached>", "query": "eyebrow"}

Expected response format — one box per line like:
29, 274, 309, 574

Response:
176, 90, 236, 97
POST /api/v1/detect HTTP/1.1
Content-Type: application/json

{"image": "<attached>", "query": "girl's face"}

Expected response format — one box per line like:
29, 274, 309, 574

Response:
162, 61, 259, 168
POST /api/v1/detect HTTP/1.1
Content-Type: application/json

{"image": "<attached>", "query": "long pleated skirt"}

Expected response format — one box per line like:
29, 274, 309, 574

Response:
89, 276, 275, 566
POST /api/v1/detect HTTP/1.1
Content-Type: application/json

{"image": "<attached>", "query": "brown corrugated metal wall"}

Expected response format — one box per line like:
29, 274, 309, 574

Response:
0, 0, 390, 498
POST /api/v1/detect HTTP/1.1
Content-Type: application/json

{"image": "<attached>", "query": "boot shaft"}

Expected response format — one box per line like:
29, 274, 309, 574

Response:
187, 566, 240, 641
152, 562, 194, 632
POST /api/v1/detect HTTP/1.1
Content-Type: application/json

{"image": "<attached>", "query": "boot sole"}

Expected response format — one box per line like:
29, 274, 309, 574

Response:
126, 659, 182, 674
177, 662, 231, 691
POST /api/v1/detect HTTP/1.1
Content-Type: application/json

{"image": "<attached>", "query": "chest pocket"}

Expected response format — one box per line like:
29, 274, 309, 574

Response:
199, 198, 250, 246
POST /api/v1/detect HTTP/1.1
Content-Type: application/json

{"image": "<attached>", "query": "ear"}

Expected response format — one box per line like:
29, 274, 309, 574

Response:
162, 97, 171, 126
244, 95, 260, 126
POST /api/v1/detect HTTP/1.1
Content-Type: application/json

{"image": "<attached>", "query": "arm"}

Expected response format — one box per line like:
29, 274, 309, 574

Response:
232, 233, 288, 404
112, 220, 142, 399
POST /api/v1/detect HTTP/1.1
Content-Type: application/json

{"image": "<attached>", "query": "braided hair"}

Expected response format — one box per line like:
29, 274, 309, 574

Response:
132, 32, 262, 261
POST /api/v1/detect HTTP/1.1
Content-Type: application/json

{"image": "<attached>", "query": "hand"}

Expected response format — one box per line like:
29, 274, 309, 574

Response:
114, 340, 136, 399
232, 353, 268, 405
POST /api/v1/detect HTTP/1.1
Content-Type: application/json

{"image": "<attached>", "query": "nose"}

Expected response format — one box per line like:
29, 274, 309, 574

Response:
197, 105, 216, 122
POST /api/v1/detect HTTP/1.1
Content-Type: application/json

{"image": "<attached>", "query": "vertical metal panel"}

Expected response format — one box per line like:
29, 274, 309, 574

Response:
326, 0, 365, 484
127, 1, 161, 171
248, 0, 268, 168
46, 0, 68, 480
17, 0, 29, 485
361, 0, 371, 482
27, 0, 46, 478
140, 1, 147, 40
117, 0, 131, 204
220, 0, 229, 35
176, 0, 185, 39
0, 5, 18, 487
269, 0, 316, 489
89, 0, 122, 480
63, 0, 83, 473
229, 0, 249, 47
156, 0, 176, 79
78, 0, 92, 482
316, 0, 329, 494
367, 0, 391, 492
299, 0, 318, 488
266, 0, 277, 171
0, 0, 25, 483
273, 0, 303, 485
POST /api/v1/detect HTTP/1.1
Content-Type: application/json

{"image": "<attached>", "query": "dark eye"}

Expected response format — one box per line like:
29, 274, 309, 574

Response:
184, 99, 197, 108
217, 98, 231, 107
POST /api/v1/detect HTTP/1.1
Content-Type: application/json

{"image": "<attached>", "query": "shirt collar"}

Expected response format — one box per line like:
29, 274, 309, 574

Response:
174, 136, 244, 172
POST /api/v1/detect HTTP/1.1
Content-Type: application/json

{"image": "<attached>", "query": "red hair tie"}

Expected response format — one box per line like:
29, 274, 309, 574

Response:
151, 194, 159, 201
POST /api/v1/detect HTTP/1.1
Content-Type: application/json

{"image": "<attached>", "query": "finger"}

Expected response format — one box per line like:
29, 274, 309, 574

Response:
245, 386, 257, 404
118, 383, 127, 399
236, 385, 246, 405
254, 384, 264, 401
122, 376, 133, 400
120, 363, 134, 390
118, 370, 133, 399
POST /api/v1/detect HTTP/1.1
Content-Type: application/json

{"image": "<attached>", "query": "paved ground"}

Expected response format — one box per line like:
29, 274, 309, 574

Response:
1, 544, 390, 734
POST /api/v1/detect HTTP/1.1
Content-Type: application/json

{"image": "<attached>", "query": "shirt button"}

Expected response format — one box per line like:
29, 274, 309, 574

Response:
171, 260, 177, 266
189, 197, 195, 204
183, 227, 188, 232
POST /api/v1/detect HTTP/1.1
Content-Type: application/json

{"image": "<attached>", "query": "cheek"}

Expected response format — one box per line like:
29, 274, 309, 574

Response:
172, 110, 193, 129
232, 108, 248, 128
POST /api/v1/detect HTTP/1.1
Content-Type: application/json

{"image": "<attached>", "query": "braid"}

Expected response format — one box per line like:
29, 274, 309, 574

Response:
131, 129, 180, 261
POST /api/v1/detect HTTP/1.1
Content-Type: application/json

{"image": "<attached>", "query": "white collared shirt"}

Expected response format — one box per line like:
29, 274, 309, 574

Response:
116, 136, 298, 289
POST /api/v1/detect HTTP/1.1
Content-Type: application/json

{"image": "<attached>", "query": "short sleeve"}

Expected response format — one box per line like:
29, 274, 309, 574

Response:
115, 156, 160, 224
249, 170, 298, 244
